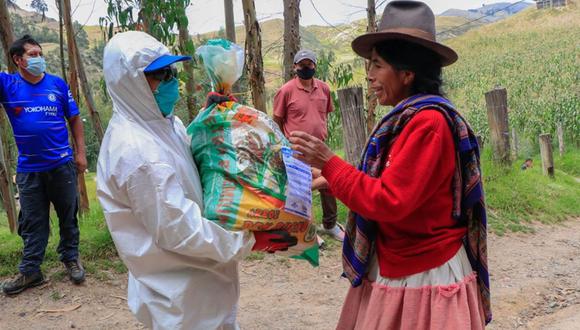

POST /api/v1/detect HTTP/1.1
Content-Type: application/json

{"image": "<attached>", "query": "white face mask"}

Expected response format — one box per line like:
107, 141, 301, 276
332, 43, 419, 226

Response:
25, 56, 46, 76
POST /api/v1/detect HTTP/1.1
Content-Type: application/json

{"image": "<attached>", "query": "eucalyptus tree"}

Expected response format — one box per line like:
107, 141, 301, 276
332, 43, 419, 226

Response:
0, 0, 19, 232
283, 0, 300, 82
241, 0, 266, 112
365, 0, 377, 133
30, 0, 48, 21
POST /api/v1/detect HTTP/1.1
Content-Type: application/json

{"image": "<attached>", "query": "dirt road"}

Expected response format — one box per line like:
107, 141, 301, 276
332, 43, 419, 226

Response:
1, 219, 579, 329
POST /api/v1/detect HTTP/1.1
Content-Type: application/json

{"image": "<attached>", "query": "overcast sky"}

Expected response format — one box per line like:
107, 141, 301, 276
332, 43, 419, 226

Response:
13, 0, 529, 34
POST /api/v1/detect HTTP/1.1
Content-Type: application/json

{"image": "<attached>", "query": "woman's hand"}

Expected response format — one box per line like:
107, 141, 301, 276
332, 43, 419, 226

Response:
289, 131, 335, 169
311, 167, 328, 190
312, 176, 329, 190
311, 167, 322, 178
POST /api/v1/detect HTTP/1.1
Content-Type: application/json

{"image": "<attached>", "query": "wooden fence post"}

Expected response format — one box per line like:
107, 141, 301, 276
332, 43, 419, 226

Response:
476, 135, 484, 150
556, 123, 565, 157
337, 87, 367, 165
511, 127, 518, 160
485, 87, 511, 165
539, 134, 555, 178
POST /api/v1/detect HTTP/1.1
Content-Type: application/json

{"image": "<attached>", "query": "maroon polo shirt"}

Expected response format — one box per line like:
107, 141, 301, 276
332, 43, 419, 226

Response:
273, 77, 334, 141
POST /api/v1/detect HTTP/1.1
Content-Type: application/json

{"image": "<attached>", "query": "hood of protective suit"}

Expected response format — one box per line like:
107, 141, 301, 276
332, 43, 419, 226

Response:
101, 31, 204, 207
104, 31, 167, 123
97, 31, 254, 330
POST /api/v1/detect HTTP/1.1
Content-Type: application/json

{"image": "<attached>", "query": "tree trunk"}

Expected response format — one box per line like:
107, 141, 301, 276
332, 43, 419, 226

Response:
76, 52, 104, 143
139, 0, 153, 34
0, 0, 17, 233
224, 0, 236, 43
283, 0, 300, 82
0, 0, 16, 73
63, 0, 104, 143
365, 0, 378, 134
0, 0, 16, 167
337, 87, 367, 165
242, 0, 267, 112
57, 0, 67, 82
62, 0, 79, 100
485, 87, 511, 165
177, 4, 197, 122
0, 134, 17, 233
63, 0, 90, 213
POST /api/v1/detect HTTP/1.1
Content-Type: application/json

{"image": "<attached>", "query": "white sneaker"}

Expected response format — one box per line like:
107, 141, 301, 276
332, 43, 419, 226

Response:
318, 224, 345, 242
317, 235, 325, 248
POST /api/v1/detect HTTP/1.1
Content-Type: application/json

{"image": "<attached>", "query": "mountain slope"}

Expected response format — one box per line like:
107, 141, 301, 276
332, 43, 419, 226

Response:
1, 3, 98, 76
441, 1, 534, 21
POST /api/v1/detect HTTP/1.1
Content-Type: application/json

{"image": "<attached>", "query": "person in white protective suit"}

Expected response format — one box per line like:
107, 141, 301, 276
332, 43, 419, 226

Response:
97, 31, 294, 330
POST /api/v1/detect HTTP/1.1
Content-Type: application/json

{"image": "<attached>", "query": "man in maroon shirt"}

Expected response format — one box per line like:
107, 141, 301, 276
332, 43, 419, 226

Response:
273, 49, 344, 241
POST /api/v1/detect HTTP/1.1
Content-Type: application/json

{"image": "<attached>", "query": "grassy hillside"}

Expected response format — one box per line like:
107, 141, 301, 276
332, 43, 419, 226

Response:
2, 4, 101, 77
444, 5, 579, 146
481, 149, 580, 235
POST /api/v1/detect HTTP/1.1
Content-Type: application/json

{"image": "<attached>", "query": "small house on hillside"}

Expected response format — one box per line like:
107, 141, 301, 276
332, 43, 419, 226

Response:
536, 0, 568, 9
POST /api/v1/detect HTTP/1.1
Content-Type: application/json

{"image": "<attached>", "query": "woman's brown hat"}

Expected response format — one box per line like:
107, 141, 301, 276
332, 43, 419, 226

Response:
351, 1, 458, 66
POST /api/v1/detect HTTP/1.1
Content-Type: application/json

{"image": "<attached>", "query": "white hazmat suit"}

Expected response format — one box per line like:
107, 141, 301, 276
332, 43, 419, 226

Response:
96, 31, 255, 330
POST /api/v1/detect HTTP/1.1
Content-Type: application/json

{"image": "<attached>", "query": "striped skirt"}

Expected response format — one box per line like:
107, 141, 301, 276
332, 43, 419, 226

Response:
336, 246, 485, 330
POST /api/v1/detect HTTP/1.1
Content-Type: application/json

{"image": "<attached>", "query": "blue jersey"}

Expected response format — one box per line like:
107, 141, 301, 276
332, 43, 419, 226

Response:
0, 72, 80, 172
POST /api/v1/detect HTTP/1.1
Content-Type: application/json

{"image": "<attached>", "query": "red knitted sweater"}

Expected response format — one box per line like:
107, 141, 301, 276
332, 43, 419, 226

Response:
322, 110, 467, 278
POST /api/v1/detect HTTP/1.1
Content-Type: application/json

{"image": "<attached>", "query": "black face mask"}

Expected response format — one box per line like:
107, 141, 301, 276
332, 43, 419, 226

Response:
296, 67, 316, 80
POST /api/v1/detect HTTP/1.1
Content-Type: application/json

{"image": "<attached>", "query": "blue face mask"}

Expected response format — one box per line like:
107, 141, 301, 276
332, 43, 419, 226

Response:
154, 77, 180, 117
25, 56, 46, 76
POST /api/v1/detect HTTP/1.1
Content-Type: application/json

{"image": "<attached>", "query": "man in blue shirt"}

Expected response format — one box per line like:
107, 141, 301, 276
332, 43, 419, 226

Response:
1, 35, 87, 295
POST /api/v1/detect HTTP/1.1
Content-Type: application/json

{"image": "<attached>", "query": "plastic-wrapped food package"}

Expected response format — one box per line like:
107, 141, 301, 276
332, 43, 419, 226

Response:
188, 39, 318, 266
195, 38, 244, 94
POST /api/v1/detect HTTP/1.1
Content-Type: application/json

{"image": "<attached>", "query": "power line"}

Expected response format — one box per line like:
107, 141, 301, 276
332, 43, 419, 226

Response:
75, 0, 98, 38
437, 0, 527, 37
263, 35, 284, 56
366, 1, 528, 39
376, 0, 389, 9
308, 0, 347, 35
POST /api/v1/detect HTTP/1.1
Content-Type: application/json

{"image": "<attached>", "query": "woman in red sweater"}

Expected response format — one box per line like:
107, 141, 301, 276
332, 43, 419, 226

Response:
291, 1, 490, 329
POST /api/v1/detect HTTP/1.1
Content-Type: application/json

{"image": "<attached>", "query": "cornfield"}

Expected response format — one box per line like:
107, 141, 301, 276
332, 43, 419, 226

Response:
444, 7, 579, 145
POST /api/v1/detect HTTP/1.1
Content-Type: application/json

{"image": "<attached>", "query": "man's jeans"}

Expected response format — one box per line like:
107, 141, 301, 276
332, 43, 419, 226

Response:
16, 161, 80, 275
320, 189, 338, 229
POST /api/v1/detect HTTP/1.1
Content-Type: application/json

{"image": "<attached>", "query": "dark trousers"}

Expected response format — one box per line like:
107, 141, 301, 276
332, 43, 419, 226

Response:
16, 161, 80, 275
320, 189, 338, 229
